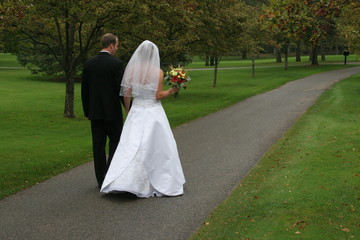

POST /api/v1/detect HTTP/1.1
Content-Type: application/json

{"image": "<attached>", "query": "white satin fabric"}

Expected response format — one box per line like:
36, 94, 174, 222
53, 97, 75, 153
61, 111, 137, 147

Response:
100, 94, 185, 197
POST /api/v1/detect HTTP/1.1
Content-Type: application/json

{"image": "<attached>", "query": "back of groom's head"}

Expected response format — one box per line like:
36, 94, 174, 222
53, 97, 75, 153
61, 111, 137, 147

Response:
101, 33, 118, 49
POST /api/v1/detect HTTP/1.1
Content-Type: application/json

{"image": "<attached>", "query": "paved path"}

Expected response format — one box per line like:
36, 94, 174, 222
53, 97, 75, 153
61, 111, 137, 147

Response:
1, 67, 360, 240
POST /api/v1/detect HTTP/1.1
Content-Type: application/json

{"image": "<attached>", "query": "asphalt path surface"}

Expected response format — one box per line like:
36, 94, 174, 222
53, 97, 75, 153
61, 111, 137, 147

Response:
1, 66, 360, 240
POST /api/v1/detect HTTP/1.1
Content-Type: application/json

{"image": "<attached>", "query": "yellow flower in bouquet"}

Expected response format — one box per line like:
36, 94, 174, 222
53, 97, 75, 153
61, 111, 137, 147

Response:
164, 67, 191, 89
164, 66, 191, 98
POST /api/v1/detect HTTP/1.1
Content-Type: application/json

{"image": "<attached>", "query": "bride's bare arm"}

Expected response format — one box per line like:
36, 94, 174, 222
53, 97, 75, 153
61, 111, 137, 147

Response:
122, 87, 132, 114
156, 70, 179, 100
124, 96, 131, 114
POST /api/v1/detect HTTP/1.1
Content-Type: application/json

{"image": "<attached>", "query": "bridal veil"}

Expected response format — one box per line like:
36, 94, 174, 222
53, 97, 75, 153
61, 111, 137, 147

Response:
120, 40, 160, 99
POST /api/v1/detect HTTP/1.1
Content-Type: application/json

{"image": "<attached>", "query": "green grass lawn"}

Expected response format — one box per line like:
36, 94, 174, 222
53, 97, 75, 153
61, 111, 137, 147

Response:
0, 53, 24, 68
187, 54, 359, 69
0, 53, 358, 201
164, 63, 356, 127
189, 73, 360, 239
0, 67, 92, 198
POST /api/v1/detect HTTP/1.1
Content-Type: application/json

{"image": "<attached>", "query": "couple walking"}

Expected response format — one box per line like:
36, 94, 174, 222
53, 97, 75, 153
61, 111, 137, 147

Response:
81, 33, 185, 198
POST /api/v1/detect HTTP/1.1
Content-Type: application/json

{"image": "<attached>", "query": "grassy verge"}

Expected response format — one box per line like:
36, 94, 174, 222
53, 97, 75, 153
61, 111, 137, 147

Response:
0, 53, 356, 199
189, 73, 360, 239
0, 68, 92, 198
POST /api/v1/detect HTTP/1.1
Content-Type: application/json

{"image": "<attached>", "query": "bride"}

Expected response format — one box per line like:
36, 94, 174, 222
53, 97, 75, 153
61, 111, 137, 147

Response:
100, 40, 186, 197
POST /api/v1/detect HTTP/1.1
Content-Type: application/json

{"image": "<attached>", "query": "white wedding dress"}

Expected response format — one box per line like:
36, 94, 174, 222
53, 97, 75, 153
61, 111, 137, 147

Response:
100, 86, 185, 197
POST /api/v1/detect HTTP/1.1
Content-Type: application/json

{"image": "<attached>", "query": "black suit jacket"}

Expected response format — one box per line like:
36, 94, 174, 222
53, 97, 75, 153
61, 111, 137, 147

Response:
81, 52, 125, 121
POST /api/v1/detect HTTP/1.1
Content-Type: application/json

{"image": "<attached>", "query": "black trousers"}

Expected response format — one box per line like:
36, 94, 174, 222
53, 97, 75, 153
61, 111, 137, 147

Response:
90, 119, 122, 187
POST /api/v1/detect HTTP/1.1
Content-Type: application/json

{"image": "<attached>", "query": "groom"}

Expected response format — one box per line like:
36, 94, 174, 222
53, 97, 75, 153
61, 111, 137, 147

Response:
81, 33, 125, 188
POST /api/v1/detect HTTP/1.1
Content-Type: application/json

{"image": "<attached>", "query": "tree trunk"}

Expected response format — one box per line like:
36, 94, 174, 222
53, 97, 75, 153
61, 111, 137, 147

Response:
64, 71, 75, 118
210, 56, 214, 66
251, 55, 255, 78
311, 45, 319, 66
213, 56, 221, 87
295, 42, 301, 62
242, 50, 247, 59
63, 5, 76, 118
321, 44, 325, 61
205, 55, 209, 66
213, 63, 218, 88
284, 44, 288, 70
275, 47, 282, 63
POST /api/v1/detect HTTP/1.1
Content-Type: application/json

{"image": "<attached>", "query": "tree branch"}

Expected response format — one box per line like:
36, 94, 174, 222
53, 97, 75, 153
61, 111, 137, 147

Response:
19, 29, 65, 70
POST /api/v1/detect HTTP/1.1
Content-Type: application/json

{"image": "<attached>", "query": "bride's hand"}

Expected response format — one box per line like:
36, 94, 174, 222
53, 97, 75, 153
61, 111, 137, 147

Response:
171, 86, 180, 93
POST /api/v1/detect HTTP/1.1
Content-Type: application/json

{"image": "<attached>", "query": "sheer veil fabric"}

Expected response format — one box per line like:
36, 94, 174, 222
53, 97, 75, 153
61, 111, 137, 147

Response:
101, 40, 185, 197
120, 40, 160, 99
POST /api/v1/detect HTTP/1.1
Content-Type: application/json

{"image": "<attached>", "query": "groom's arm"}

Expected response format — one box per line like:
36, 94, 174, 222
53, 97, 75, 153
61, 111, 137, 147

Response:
116, 60, 130, 110
81, 67, 89, 118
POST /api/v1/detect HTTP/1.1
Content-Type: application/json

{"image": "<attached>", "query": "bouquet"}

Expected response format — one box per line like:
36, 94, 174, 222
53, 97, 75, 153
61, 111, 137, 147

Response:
164, 66, 191, 97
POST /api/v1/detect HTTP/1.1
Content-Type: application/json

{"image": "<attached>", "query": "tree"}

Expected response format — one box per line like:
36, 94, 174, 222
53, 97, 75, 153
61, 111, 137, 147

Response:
0, 1, 16, 52
239, 4, 266, 77
261, 0, 307, 69
193, 0, 246, 87
262, 0, 349, 66
302, 0, 347, 65
3, 0, 133, 118
337, 1, 360, 55
0, 5, 5, 51
114, 0, 199, 68
243, 0, 269, 5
